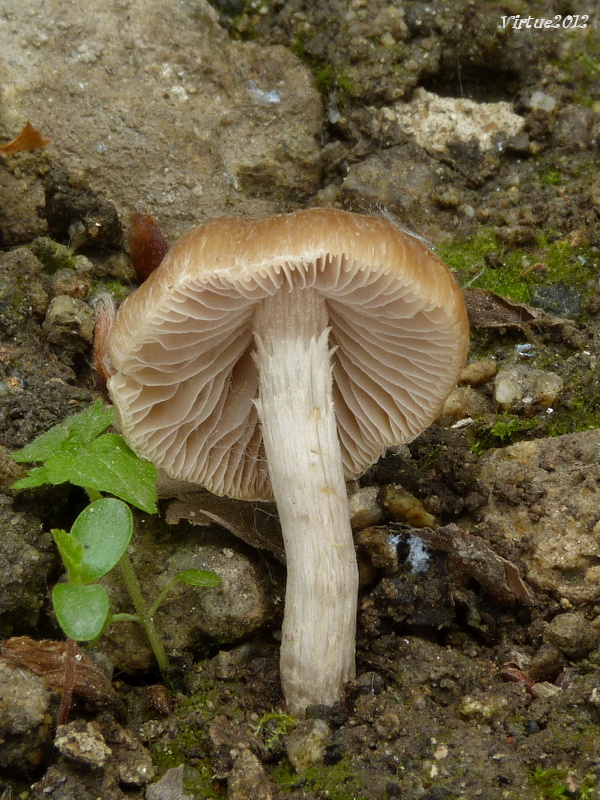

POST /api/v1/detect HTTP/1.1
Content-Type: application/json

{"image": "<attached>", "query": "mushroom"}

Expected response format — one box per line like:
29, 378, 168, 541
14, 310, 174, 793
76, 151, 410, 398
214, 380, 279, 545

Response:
106, 208, 469, 716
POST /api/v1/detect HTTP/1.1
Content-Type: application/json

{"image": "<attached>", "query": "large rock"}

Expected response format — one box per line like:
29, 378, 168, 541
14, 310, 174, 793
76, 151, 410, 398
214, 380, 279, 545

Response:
476, 430, 600, 603
0, 0, 322, 243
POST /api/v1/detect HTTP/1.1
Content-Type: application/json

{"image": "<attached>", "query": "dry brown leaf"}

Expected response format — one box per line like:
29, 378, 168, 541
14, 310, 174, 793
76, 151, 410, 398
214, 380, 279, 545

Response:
414, 523, 535, 606
166, 493, 284, 562
0, 636, 124, 715
0, 121, 52, 154
463, 288, 567, 332
158, 471, 285, 562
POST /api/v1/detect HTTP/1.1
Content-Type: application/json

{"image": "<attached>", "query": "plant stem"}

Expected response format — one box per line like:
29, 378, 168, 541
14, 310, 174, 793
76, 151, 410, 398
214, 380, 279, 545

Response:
148, 576, 179, 618
58, 637, 76, 725
118, 553, 172, 685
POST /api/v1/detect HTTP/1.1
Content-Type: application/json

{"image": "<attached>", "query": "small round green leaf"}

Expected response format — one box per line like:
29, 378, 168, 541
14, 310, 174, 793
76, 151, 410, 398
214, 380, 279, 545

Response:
177, 569, 221, 588
70, 498, 133, 582
53, 583, 110, 641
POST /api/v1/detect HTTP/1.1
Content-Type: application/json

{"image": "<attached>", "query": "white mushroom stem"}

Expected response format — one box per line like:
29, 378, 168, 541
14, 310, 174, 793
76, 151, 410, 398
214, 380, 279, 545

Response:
253, 287, 358, 717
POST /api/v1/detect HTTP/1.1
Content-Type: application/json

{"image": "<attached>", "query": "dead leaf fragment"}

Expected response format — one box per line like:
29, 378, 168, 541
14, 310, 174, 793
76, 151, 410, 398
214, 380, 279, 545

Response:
499, 662, 535, 693
0, 121, 52, 154
415, 523, 535, 605
463, 288, 567, 332
164, 485, 284, 563
0, 636, 123, 715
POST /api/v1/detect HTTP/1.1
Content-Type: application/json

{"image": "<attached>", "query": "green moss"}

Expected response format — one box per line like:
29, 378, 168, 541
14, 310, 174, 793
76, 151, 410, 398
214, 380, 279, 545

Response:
336, 73, 358, 97
541, 11, 600, 106
150, 675, 246, 797
531, 346, 600, 436
546, 395, 600, 437
555, 39, 600, 107
468, 414, 540, 455
28, 237, 78, 273
530, 765, 570, 799
271, 756, 371, 800
439, 228, 598, 311
314, 63, 336, 93
489, 414, 539, 444
439, 230, 531, 303
90, 279, 132, 302
310, 61, 358, 100
254, 711, 297, 756
529, 765, 597, 800
290, 35, 358, 102
153, 749, 220, 798
151, 722, 221, 798
540, 168, 562, 186
178, 680, 240, 718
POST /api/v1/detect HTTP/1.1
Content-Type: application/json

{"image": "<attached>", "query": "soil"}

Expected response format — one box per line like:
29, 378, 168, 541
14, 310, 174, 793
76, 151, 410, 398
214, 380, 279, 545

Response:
1, 1, 600, 799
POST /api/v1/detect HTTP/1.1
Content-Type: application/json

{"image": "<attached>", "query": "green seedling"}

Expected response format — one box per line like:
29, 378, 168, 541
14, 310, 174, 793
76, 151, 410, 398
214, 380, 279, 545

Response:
13, 399, 221, 682
52, 497, 130, 640
13, 398, 157, 513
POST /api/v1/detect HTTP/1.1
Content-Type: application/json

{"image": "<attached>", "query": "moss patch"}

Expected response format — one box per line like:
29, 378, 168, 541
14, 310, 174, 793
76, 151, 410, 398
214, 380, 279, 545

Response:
468, 413, 540, 455
439, 229, 598, 312
271, 756, 372, 800
150, 676, 245, 798
28, 237, 78, 273
529, 764, 597, 800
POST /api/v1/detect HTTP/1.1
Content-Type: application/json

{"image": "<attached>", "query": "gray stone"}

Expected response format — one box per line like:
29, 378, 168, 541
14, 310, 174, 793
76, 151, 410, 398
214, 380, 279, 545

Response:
0, 0, 322, 243
0, 497, 53, 636
543, 613, 599, 660
97, 515, 282, 672
348, 486, 385, 532
228, 749, 272, 800
42, 295, 95, 345
494, 365, 563, 411
441, 385, 491, 421
459, 358, 498, 387
146, 765, 192, 800
285, 719, 331, 772
55, 722, 112, 769
477, 430, 600, 604
0, 661, 52, 770
0, 661, 51, 737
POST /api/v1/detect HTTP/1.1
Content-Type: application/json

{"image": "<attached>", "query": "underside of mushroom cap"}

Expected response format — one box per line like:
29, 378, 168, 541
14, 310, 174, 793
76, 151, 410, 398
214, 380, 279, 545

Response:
107, 208, 469, 501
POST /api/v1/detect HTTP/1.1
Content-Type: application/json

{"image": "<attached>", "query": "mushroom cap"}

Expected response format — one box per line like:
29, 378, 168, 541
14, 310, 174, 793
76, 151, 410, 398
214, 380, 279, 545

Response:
107, 208, 469, 501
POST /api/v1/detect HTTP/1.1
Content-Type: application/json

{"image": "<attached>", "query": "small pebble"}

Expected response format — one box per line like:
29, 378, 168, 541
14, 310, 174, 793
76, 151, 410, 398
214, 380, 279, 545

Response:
494, 365, 563, 411
531, 682, 562, 700
543, 612, 599, 660
525, 719, 540, 734
42, 295, 95, 344
55, 721, 112, 769
228, 749, 272, 800
528, 91, 558, 113
50, 268, 92, 299
528, 644, 565, 682
285, 719, 331, 772
441, 385, 490, 420
459, 358, 498, 386
380, 485, 436, 528
457, 694, 508, 722
348, 486, 385, 531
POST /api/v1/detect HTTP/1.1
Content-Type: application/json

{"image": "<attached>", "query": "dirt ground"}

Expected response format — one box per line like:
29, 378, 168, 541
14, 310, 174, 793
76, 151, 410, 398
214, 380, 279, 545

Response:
1, 1, 600, 798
